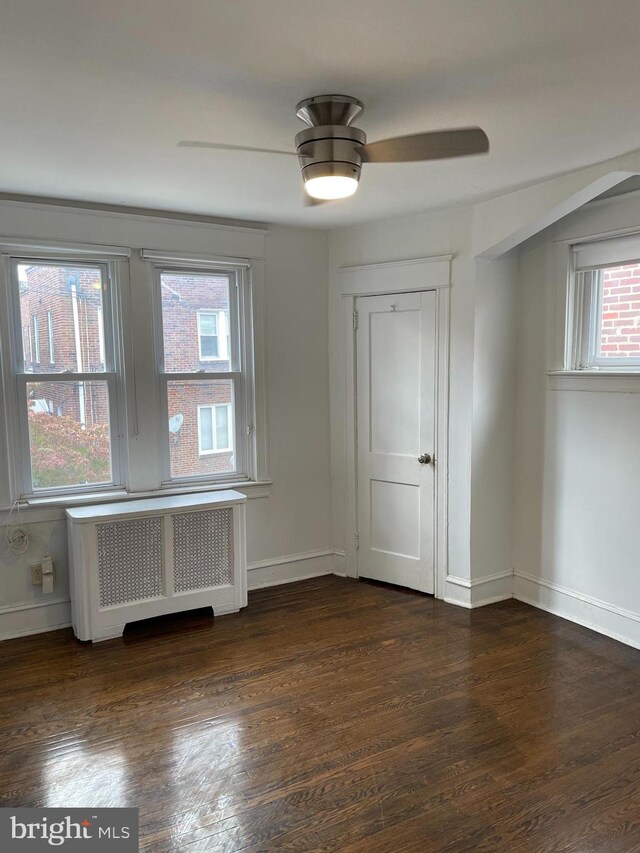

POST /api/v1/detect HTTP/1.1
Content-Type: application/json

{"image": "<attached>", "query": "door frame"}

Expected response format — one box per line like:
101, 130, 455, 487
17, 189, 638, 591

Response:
340, 255, 452, 599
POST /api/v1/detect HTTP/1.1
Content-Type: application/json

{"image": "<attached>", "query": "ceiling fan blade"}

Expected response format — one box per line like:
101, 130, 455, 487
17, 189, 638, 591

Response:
361, 127, 489, 163
178, 140, 298, 156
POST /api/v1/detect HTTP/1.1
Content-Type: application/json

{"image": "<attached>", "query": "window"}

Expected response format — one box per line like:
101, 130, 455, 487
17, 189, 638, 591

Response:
6, 259, 122, 495
32, 315, 40, 363
197, 310, 229, 361
47, 310, 54, 363
156, 264, 254, 484
569, 235, 640, 371
198, 404, 233, 454
0, 240, 263, 502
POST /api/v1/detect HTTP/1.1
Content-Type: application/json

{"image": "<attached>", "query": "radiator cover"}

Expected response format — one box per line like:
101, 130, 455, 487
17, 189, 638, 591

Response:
67, 491, 247, 642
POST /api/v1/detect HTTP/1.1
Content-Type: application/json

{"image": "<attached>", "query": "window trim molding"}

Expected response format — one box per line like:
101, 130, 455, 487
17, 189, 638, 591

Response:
140, 249, 252, 268
17, 479, 273, 517
0, 237, 130, 259
547, 371, 640, 393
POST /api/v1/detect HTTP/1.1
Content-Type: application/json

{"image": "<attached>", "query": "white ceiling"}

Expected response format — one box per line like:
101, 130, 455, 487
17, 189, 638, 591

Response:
1, 0, 640, 228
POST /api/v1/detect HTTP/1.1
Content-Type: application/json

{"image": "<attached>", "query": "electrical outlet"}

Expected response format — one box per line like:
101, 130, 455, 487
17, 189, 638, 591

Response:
30, 562, 42, 586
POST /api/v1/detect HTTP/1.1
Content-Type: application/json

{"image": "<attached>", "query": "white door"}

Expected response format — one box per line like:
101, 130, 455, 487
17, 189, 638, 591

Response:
356, 291, 437, 592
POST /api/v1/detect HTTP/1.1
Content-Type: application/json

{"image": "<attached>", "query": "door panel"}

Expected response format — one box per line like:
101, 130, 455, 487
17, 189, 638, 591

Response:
369, 308, 420, 455
370, 480, 420, 558
357, 291, 436, 592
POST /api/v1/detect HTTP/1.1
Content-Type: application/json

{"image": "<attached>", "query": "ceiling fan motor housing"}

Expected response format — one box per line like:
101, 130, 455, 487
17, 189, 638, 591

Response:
296, 94, 364, 128
295, 124, 367, 185
295, 95, 367, 187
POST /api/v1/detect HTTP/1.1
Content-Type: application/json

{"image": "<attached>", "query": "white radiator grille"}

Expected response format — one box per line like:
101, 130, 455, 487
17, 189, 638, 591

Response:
173, 508, 233, 592
96, 517, 164, 607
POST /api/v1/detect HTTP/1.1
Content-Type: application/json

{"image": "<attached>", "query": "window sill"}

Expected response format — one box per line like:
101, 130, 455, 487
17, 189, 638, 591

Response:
22, 479, 272, 510
547, 371, 640, 392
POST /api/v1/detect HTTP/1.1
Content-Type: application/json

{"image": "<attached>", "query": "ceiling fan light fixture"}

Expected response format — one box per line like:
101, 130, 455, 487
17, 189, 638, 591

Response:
301, 160, 361, 200
304, 174, 359, 200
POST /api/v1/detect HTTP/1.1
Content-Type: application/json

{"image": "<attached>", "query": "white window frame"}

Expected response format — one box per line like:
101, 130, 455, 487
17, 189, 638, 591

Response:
1, 252, 126, 499
47, 309, 55, 364
197, 309, 229, 361
153, 261, 257, 487
565, 234, 640, 373
197, 403, 233, 455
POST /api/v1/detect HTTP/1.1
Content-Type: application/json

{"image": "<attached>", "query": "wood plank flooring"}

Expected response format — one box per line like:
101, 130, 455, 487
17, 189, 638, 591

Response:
1, 576, 639, 851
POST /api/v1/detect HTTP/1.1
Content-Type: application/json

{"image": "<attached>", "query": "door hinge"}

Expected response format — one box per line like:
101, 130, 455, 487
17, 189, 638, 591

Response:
354, 530, 360, 550
353, 309, 358, 331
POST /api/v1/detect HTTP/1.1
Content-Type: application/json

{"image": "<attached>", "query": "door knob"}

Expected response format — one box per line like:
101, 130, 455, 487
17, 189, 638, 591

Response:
418, 453, 432, 465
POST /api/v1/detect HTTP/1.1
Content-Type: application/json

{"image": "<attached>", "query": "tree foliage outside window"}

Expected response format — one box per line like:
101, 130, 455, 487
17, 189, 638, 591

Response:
28, 411, 110, 488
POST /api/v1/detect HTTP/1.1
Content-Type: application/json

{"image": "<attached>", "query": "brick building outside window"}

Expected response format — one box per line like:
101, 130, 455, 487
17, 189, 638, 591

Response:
160, 271, 235, 478
19, 265, 234, 487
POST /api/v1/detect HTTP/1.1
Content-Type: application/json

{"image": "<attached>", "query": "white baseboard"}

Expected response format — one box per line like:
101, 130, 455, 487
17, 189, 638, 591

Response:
3, 561, 638, 653
444, 575, 472, 608
247, 549, 335, 590
332, 549, 346, 577
0, 597, 72, 641
445, 569, 640, 650
471, 572, 514, 607
444, 571, 513, 609
514, 571, 640, 651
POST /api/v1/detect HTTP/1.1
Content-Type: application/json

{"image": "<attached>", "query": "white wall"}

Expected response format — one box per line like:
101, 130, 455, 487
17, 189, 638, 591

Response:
247, 225, 332, 567
513, 192, 640, 648
470, 256, 519, 601
0, 201, 332, 638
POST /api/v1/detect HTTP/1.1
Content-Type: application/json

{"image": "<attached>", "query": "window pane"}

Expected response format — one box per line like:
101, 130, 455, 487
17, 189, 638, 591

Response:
161, 272, 231, 371
199, 312, 218, 336
215, 405, 230, 450
200, 334, 219, 359
26, 380, 112, 490
599, 263, 640, 358
167, 380, 235, 478
17, 264, 106, 373
199, 407, 213, 452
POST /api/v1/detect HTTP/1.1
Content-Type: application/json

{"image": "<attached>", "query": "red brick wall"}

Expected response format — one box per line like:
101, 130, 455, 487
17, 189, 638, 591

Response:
600, 263, 640, 356
19, 265, 109, 426
168, 382, 234, 477
161, 273, 234, 478
161, 273, 231, 372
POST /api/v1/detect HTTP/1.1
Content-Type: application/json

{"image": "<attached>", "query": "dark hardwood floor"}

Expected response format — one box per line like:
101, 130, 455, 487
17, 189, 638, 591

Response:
1, 576, 639, 852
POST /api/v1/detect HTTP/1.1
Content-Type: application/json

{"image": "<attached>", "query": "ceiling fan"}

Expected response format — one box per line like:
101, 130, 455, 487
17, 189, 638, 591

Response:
179, 94, 489, 203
